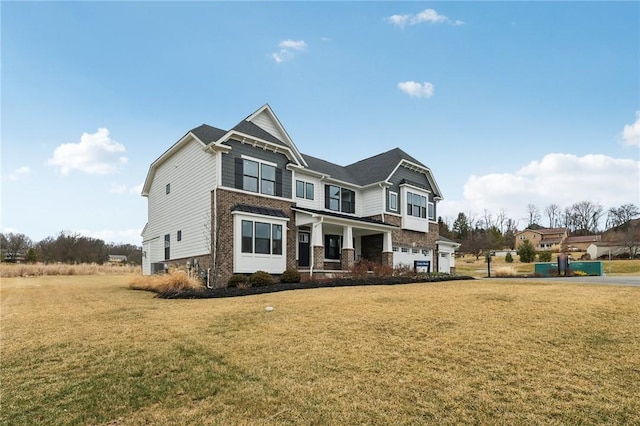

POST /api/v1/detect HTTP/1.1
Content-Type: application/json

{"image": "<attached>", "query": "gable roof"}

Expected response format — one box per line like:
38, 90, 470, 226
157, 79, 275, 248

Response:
301, 154, 359, 184
191, 124, 227, 144
230, 120, 288, 147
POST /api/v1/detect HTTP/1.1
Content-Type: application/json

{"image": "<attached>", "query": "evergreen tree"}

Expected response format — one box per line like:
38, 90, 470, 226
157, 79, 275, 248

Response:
517, 240, 536, 263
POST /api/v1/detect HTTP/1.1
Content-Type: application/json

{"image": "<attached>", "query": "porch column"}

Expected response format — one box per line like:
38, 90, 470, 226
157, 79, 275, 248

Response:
381, 230, 393, 268
341, 225, 355, 270
311, 220, 324, 271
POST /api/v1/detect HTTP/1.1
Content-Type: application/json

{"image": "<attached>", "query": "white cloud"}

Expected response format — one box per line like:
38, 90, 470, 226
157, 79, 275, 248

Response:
3, 166, 31, 182
439, 153, 640, 227
621, 111, 640, 147
398, 81, 434, 98
272, 39, 307, 63
109, 182, 144, 195
386, 9, 463, 28
48, 128, 127, 175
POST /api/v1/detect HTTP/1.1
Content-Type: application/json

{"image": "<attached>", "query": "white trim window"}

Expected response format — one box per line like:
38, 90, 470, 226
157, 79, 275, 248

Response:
296, 180, 314, 200
388, 191, 398, 212
233, 213, 288, 274
235, 156, 282, 197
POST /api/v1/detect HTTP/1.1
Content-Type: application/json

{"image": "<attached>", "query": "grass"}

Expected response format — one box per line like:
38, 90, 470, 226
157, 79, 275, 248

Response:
455, 254, 640, 278
129, 270, 204, 293
2, 275, 639, 425
0, 262, 140, 278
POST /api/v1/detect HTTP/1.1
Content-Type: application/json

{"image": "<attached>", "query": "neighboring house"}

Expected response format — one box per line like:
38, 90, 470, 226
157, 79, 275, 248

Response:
563, 235, 601, 252
141, 104, 453, 282
514, 227, 568, 251
108, 255, 128, 264
587, 243, 629, 259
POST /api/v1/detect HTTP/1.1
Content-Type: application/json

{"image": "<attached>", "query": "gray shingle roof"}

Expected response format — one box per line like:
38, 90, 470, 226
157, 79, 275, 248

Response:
345, 148, 426, 186
302, 147, 429, 187
231, 204, 289, 218
190, 124, 227, 144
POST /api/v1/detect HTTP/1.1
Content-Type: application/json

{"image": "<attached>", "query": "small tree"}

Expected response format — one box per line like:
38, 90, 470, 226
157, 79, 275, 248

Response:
517, 240, 536, 263
538, 250, 552, 262
505, 252, 514, 263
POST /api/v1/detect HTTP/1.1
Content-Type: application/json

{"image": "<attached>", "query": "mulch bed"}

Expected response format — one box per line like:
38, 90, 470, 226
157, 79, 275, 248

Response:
158, 275, 475, 299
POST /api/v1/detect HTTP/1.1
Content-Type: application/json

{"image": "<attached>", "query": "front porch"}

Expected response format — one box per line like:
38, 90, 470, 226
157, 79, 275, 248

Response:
293, 207, 396, 277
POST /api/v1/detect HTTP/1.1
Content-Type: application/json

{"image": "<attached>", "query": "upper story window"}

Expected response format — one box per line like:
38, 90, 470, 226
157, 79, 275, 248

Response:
235, 157, 282, 196
325, 184, 355, 214
165, 183, 171, 194
407, 191, 427, 219
389, 191, 398, 211
428, 202, 435, 220
296, 180, 314, 200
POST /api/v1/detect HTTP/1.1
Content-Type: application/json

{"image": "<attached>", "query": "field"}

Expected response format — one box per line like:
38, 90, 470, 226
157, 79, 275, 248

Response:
2, 274, 639, 425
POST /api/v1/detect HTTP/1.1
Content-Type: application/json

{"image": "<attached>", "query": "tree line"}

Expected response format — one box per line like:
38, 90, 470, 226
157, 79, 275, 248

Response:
0, 231, 142, 265
439, 201, 639, 258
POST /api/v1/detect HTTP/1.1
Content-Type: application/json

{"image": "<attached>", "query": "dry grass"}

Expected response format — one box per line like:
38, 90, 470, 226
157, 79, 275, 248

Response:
492, 265, 518, 277
2, 275, 639, 425
0, 262, 140, 278
129, 270, 204, 293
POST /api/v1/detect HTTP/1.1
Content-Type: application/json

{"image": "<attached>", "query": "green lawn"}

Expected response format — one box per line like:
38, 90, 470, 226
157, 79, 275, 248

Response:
2, 274, 639, 425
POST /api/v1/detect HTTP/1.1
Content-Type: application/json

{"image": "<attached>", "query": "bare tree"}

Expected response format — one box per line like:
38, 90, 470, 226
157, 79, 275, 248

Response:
526, 204, 541, 227
544, 203, 561, 228
1, 232, 32, 262
569, 201, 604, 235
606, 203, 640, 229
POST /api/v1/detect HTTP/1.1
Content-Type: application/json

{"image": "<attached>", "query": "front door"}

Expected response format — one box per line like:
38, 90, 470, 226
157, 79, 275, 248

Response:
298, 232, 310, 267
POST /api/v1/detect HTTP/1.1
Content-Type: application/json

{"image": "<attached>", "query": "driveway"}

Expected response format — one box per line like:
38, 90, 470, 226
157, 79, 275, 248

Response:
543, 275, 640, 287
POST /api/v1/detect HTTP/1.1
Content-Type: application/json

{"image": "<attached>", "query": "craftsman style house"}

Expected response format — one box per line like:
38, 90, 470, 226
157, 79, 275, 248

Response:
141, 105, 456, 283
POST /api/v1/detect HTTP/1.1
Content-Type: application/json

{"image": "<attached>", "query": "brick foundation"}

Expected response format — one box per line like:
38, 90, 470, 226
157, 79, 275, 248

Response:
341, 248, 355, 270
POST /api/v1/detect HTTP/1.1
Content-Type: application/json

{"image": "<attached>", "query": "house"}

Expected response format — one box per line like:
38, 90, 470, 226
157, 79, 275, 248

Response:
108, 255, 128, 264
514, 227, 568, 251
141, 104, 454, 283
562, 235, 601, 252
587, 242, 629, 259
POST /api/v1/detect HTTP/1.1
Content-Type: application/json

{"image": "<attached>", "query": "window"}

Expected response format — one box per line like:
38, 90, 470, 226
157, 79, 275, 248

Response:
428, 202, 435, 220
401, 247, 410, 253
177, 230, 182, 241
164, 234, 170, 260
255, 222, 271, 254
165, 183, 171, 194
272, 224, 283, 255
241, 220, 283, 256
261, 164, 276, 195
325, 185, 355, 213
243, 159, 259, 193
389, 191, 398, 211
296, 180, 315, 200
412, 249, 420, 254
241, 220, 253, 253
392, 247, 399, 252
235, 157, 282, 196
325, 235, 341, 260
407, 191, 427, 219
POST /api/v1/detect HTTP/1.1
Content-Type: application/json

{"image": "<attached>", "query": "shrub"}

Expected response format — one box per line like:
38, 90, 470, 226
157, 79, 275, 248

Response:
572, 270, 588, 276
517, 240, 537, 263
505, 252, 514, 263
493, 266, 517, 277
249, 270, 274, 287
350, 260, 372, 279
129, 270, 203, 293
538, 251, 552, 262
371, 262, 393, 277
279, 268, 301, 283
228, 274, 249, 288
393, 263, 414, 277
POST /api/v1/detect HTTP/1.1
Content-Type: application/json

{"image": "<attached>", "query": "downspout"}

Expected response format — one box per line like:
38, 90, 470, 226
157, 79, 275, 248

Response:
207, 188, 217, 289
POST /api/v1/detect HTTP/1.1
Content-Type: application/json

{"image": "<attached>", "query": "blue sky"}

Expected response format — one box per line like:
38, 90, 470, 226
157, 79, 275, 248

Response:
2, 1, 639, 245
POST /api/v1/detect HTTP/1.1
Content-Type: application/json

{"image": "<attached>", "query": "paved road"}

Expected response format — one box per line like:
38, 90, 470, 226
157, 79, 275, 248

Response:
553, 275, 640, 287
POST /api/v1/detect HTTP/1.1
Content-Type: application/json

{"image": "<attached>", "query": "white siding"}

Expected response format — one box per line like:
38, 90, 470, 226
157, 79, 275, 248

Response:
359, 186, 383, 217
293, 173, 322, 210
142, 138, 216, 272
252, 112, 287, 143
